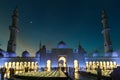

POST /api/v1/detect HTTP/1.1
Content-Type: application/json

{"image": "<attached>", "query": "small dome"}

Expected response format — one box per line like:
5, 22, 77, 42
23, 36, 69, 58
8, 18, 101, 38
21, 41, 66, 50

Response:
57, 41, 67, 48
22, 51, 30, 57
8, 52, 16, 57
112, 51, 118, 57
92, 50, 99, 57
92, 52, 99, 57
0, 48, 8, 57
114, 49, 120, 57
35, 51, 40, 58
58, 41, 66, 45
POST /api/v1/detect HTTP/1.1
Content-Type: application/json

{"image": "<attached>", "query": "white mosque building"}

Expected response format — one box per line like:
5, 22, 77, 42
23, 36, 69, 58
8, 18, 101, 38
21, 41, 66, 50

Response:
0, 7, 120, 77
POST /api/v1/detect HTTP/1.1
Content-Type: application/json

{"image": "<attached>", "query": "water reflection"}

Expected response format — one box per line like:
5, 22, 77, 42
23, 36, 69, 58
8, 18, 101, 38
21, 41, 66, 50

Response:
74, 72, 79, 80
86, 70, 112, 76
74, 71, 97, 80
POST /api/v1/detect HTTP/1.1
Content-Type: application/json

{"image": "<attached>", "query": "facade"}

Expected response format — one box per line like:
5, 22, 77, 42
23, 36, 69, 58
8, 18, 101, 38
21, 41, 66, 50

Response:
0, 7, 120, 78
36, 41, 86, 72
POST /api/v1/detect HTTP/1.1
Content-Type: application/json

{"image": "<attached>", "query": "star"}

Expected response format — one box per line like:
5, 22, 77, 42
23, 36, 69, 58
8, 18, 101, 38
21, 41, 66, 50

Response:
30, 21, 32, 24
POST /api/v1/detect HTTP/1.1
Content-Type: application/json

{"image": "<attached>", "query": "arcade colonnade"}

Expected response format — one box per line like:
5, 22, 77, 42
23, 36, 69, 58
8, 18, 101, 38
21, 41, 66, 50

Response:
3, 61, 39, 78
86, 61, 117, 70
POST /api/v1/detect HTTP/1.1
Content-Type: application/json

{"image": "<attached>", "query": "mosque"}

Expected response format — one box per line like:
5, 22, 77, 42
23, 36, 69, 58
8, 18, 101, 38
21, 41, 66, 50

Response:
0, 7, 120, 77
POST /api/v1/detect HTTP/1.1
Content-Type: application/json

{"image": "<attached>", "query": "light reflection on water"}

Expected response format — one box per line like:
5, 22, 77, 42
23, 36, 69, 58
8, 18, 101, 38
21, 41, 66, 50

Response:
74, 72, 97, 80
86, 70, 112, 77
74, 70, 112, 80
74, 72, 79, 80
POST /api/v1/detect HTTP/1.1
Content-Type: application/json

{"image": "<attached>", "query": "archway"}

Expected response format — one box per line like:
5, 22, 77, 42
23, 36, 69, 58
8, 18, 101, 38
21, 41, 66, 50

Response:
74, 60, 79, 72
46, 60, 51, 71
58, 56, 67, 72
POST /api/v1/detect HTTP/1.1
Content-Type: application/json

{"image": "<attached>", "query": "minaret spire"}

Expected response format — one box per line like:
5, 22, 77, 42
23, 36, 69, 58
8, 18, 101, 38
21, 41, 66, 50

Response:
7, 7, 19, 53
39, 40, 42, 49
12, 6, 18, 27
101, 9, 113, 53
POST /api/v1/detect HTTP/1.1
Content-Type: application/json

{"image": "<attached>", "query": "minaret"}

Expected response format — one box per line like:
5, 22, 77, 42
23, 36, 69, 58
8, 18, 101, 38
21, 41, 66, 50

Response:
7, 7, 19, 53
101, 10, 113, 53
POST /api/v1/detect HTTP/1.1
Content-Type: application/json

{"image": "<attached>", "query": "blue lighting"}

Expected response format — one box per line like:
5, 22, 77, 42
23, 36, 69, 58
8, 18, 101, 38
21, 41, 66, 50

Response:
36, 52, 40, 58
112, 51, 118, 57
22, 51, 30, 57
57, 41, 67, 48
58, 44, 67, 48
9, 52, 16, 57
0, 49, 8, 57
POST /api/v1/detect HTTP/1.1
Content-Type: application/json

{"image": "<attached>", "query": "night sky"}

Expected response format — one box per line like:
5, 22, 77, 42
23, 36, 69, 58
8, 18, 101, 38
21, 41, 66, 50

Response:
0, 0, 120, 56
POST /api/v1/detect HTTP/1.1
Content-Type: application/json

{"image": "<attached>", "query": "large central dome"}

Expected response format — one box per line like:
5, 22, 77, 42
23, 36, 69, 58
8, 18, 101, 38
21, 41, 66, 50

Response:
57, 41, 67, 48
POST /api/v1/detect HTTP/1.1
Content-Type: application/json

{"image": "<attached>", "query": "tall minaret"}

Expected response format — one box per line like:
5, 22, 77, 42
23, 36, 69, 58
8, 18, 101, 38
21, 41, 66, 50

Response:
7, 7, 19, 53
101, 10, 113, 53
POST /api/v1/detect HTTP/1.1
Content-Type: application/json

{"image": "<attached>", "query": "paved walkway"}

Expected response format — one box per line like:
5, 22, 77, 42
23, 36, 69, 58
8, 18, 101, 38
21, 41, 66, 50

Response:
15, 71, 67, 77
1, 71, 98, 80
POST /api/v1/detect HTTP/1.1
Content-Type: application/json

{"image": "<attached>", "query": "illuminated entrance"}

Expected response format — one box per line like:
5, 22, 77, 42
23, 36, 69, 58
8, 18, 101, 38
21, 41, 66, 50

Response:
58, 56, 67, 72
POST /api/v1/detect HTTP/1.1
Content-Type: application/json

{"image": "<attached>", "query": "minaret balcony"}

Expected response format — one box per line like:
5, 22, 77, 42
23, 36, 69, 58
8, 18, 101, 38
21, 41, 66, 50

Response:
101, 28, 110, 34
